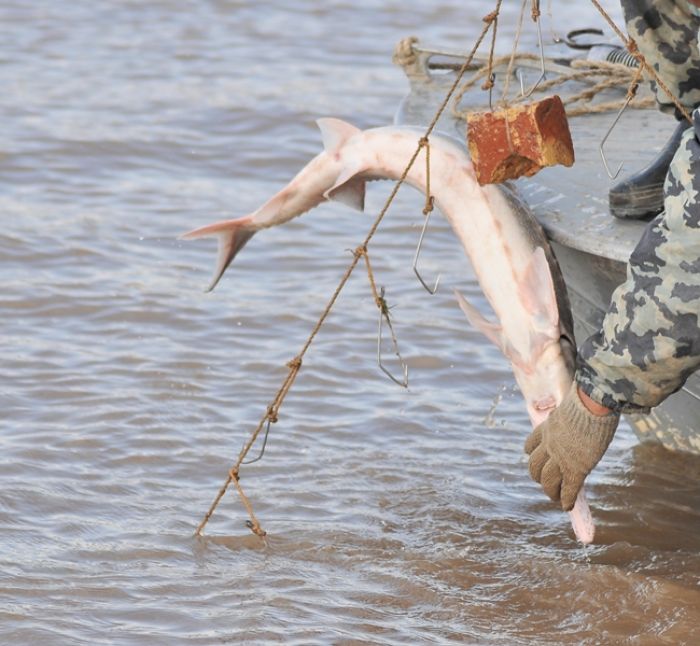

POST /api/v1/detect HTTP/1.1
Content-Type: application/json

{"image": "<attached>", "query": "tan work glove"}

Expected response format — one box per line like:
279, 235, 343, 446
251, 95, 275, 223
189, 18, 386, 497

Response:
524, 382, 619, 511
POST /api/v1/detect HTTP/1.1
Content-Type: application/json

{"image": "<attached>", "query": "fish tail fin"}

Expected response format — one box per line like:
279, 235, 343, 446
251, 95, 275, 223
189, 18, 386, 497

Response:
179, 216, 256, 291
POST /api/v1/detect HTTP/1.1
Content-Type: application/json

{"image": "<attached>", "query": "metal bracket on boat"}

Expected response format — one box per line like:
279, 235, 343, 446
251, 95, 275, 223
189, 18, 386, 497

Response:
392, 38, 482, 82
392, 38, 574, 90
376, 287, 409, 388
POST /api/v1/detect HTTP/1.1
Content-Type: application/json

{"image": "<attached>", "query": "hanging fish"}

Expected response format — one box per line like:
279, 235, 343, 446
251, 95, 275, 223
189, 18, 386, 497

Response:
181, 118, 595, 543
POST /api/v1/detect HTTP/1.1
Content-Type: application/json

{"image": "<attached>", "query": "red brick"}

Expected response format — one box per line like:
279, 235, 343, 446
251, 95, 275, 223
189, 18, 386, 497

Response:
466, 95, 575, 185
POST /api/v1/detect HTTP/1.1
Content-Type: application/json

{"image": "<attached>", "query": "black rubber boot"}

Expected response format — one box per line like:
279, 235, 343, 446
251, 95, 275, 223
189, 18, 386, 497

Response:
608, 119, 690, 220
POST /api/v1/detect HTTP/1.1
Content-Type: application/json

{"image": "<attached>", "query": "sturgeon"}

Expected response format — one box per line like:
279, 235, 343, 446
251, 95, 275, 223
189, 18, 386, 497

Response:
182, 118, 595, 543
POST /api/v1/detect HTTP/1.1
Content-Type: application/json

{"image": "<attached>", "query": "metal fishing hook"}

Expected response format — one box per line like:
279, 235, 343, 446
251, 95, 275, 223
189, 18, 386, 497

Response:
599, 92, 634, 180
546, 0, 563, 44
412, 203, 441, 295
519, 7, 547, 98
376, 287, 408, 388
242, 416, 273, 465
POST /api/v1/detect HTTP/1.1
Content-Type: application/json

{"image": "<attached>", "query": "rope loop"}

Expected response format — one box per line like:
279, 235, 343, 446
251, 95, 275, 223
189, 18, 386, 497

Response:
266, 405, 279, 425
626, 38, 639, 56
374, 288, 387, 311
353, 244, 367, 259
626, 64, 643, 99
286, 356, 303, 371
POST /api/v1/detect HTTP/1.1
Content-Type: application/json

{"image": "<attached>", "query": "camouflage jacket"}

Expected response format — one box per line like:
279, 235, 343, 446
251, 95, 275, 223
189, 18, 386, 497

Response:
577, 118, 700, 413
620, 0, 700, 116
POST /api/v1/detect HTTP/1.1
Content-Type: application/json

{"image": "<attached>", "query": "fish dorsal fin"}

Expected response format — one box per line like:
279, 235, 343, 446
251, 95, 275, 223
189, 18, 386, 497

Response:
454, 289, 504, 351
316, 118, 361, 155
519, 247, 559, 334
327, 177, 366, 211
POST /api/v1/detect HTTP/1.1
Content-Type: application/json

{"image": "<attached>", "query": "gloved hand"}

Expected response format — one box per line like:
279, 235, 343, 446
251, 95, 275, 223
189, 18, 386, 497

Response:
524, 382, 619, 511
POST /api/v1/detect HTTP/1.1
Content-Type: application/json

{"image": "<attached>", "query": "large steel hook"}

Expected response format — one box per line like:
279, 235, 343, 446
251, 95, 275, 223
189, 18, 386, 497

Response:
413, 138, 441, 295
412, 203, 441, 295
599, 89, 635, 180
519, 1, 547, 98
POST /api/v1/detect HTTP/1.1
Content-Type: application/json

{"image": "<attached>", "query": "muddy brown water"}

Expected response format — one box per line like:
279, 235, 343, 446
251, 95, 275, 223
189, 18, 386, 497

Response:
1, 1, 700, 644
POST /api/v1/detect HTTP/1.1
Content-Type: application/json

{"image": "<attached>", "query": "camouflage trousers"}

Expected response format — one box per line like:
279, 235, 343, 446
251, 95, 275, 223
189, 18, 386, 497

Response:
577, 118, 700, 413
621, 0, 700, 115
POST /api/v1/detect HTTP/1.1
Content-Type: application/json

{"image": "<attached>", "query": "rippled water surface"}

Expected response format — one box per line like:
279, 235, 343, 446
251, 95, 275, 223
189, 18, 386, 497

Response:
2, 1, 700, 644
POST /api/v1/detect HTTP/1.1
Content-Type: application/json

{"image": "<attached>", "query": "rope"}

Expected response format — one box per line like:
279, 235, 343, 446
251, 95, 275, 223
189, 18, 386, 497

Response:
419, 136, 435, 216
453, 0, 692, 123
500, 0, 529, 105
588, 0, 692, 124
391, 35, 419, 68
196, 0, 694, 540
451, 55, 655, 122
531, 0, 540, 22
194, 0, 505, 539
482, 6, 499, 105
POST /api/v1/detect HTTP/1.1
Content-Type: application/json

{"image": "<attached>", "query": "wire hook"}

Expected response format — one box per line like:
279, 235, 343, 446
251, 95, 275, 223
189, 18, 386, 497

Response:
486, 73, 496, 111
412, 203, 441, 295
376, 287, 409, 388
519, 5, 546, 98
242, 414, 274, 464
599, 92, 633, 180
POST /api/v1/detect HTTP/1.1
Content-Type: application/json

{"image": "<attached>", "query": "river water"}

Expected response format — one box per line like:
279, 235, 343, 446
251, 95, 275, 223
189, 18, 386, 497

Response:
2, 1, 700, 644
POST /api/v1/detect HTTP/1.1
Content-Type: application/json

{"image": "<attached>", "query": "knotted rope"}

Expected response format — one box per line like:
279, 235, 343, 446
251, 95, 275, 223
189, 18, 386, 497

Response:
194, 1, 506, 538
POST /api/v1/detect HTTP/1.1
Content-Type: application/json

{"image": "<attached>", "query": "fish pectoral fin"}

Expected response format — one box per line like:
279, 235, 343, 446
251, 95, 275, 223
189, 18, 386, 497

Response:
180, 216, 255, 292
454, 289, 504, 351
326, 176, 366, 211
316, 118, 361, 155
519, 247, 560, 334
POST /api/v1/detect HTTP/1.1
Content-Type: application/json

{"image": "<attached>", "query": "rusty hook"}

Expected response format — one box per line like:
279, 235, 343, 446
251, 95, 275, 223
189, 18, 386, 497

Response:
376, 287, 409, 388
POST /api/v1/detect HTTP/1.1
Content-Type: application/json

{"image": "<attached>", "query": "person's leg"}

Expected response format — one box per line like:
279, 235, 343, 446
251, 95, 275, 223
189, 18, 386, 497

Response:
610, 0, 700, 219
